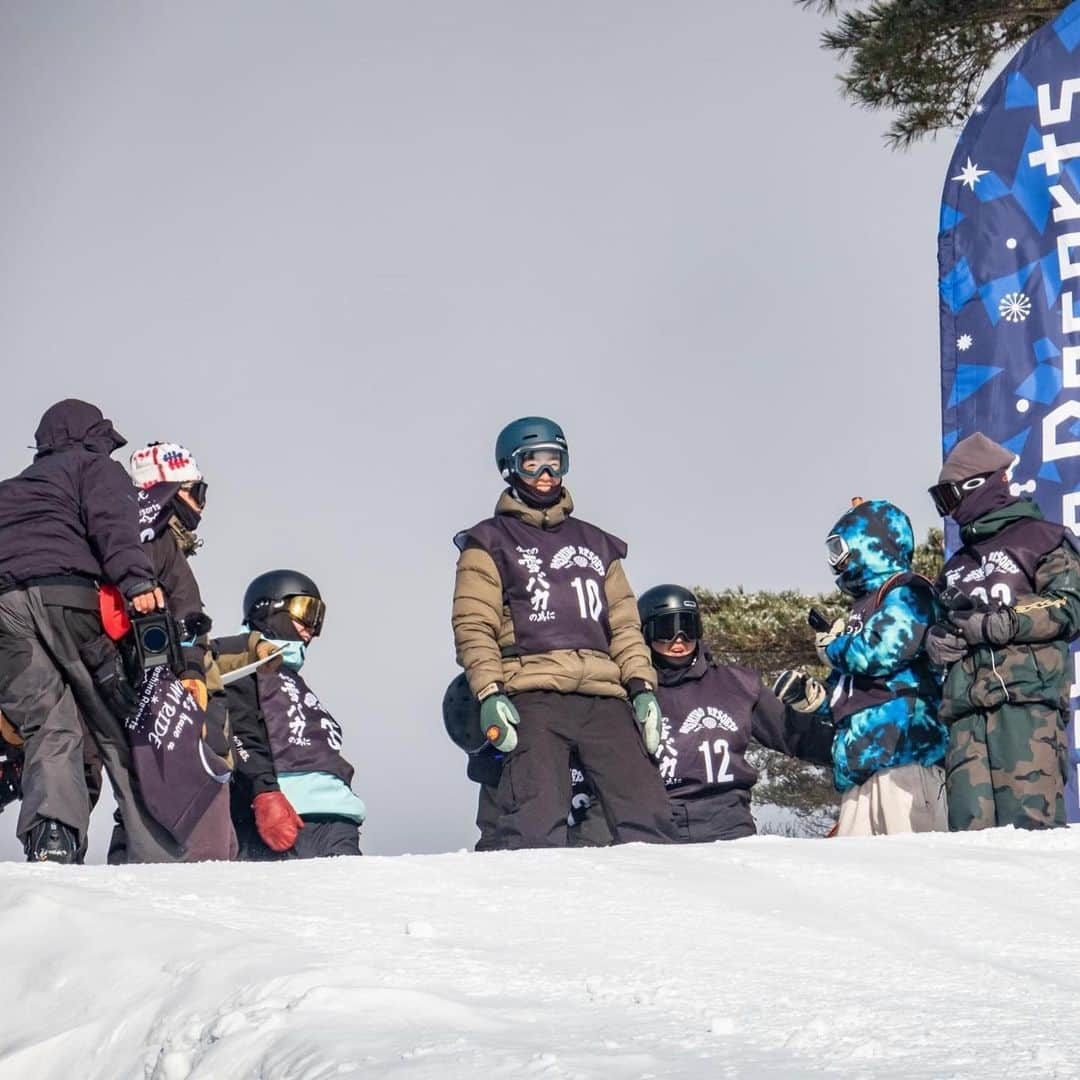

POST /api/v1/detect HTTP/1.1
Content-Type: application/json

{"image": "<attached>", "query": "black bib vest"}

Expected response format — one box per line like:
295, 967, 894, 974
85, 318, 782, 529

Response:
457, 513, 627, 655
942, 517, 1066, 608
654, 661, 762, 798
257, 667, 354, 785
828, 573, 938, 726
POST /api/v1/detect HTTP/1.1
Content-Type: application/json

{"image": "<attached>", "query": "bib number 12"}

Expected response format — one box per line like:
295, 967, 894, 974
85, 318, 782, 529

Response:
699, 738, 734, 785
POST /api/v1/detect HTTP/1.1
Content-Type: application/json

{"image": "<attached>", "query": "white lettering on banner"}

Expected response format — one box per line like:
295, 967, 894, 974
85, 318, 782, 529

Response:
1038, 79, 1080, 126
1064, 346, 1080, 388
1029, 132, 1080, 175
1059, 233, 1080, 279
1063, 492, 1080, 536
1043, 400, 1080, 462
1031, 80, 1080, 508
1052, 184, 1080, 222
1062, 291, 1080, 333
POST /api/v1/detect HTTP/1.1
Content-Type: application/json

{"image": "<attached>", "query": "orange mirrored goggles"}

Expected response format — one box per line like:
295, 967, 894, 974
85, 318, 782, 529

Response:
285, 594, 326, 636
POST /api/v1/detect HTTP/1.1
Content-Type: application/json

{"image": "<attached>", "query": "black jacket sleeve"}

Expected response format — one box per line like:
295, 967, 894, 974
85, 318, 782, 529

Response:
147, 531, 206, 678
224, 675, 279, 796
750, 687, 836, 767
79, 455, 156, 597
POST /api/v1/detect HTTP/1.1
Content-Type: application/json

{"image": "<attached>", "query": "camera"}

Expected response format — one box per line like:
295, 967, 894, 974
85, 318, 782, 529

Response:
131, 611, 184, 674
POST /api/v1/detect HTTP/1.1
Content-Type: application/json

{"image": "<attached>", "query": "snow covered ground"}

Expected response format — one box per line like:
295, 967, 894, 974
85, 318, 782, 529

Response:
3, 830, 1079, 1079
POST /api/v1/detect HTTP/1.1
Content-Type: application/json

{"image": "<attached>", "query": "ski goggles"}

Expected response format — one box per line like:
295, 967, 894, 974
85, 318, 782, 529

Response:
928, 473, 992, 517
509, 444, 569, 481
643, 610, 702, 644
825, 534, 851, 573
182, 480, 208, 507
283, 594, 326, 636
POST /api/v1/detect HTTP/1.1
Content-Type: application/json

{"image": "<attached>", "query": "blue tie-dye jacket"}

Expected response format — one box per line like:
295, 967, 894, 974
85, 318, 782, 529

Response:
821, 501, 948, 792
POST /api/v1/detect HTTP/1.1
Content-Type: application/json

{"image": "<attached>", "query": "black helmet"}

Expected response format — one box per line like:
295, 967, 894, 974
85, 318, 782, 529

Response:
243, 569, 325, 636
442, 673, 487, 753
637, 584, 702, 645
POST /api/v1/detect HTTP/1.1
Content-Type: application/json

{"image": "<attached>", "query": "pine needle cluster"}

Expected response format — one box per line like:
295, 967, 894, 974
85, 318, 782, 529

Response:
798, 1, 1064, 146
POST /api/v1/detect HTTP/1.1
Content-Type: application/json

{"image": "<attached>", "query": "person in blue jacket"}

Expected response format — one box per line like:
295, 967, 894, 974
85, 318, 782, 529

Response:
775, 499, 948, 836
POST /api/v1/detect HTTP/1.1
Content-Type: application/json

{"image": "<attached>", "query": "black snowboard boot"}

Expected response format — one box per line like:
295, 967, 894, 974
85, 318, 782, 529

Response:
24, 819, 79, 864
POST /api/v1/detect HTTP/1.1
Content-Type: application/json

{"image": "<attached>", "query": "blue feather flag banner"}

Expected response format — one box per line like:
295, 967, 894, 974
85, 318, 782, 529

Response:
939, 2, 1080, 818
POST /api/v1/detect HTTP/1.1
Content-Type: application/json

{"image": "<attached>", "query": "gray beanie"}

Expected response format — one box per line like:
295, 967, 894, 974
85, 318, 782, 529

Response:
939, 432, 1014, 484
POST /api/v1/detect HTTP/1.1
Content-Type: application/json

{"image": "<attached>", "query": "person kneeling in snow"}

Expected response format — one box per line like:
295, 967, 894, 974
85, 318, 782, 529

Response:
639, 585, 835, 842
775, 500, 948, 837
224, 570, 365, 859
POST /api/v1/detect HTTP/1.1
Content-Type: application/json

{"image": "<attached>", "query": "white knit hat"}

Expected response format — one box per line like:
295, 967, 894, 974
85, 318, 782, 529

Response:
129, 442, 203, 490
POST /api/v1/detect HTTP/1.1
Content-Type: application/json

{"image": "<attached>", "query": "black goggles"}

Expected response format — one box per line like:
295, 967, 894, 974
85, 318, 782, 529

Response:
284, 594, 326, 636
644, 611, 702, 644
182, 480, 208, 507
509, 444, 569, 481
825, 534, 851, 572
928, 473, 991, 517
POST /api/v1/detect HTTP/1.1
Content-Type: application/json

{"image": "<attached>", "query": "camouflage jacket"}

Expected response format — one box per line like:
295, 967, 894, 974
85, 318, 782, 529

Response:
937, 500, 1080, 721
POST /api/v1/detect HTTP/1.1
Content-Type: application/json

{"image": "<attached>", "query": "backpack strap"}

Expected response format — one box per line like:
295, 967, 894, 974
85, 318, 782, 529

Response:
872, 571, 934, 613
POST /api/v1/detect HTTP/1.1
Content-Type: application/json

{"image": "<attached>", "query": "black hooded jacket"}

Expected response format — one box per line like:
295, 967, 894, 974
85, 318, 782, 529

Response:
0, 400, 155, 596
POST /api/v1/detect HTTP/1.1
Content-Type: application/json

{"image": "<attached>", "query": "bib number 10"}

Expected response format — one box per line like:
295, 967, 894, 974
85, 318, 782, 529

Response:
570, 577, 604, 621
699, 738, 734, 785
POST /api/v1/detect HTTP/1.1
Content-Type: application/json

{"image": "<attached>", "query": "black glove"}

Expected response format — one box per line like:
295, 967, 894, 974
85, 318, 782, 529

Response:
925, 624, 969, 666
78, 633, 142, 720
947, 606, 1018, 647
771, 670, 827, 713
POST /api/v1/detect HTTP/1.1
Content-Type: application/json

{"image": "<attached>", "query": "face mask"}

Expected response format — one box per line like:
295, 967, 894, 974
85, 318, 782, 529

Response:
510, 474, 563, 508
950, 473, 1014, 526
266, 638, 307, 671
172, 496, 203, 533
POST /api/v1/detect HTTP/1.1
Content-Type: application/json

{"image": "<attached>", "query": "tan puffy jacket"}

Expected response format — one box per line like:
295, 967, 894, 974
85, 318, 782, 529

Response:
452, 489, 656, 699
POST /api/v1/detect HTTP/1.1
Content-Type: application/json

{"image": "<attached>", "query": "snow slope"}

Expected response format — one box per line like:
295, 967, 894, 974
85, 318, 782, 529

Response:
3, 830, 1079, 1079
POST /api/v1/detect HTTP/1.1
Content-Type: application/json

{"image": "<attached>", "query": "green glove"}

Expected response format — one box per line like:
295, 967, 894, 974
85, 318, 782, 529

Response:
632, 690, 662, 754
480, 692, 521, 752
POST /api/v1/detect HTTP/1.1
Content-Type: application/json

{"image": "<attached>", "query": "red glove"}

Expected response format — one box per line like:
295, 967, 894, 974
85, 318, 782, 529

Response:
253, 791, 304, 853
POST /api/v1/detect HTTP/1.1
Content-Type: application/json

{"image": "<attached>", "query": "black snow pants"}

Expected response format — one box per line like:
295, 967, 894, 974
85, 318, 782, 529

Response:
0, 584, 180, 861
236, 812, 362, 860
476, 780, 614, 850
494, 690, 676, 849
670, 790, 756, 843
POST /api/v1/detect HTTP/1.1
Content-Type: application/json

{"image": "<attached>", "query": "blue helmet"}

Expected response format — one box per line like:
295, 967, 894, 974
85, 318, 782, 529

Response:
825, 499, 913, 598
495, 417, 569, 480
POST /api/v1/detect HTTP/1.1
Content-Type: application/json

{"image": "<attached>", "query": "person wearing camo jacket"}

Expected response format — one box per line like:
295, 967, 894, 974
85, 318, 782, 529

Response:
927, 432, 1080, 830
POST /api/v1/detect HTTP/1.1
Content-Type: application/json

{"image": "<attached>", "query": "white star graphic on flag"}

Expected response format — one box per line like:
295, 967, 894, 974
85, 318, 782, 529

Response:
952, 157, 989, 190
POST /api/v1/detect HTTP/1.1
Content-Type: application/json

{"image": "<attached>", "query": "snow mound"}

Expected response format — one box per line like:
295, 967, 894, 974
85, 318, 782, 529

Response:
3, 830, 1080, 1079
